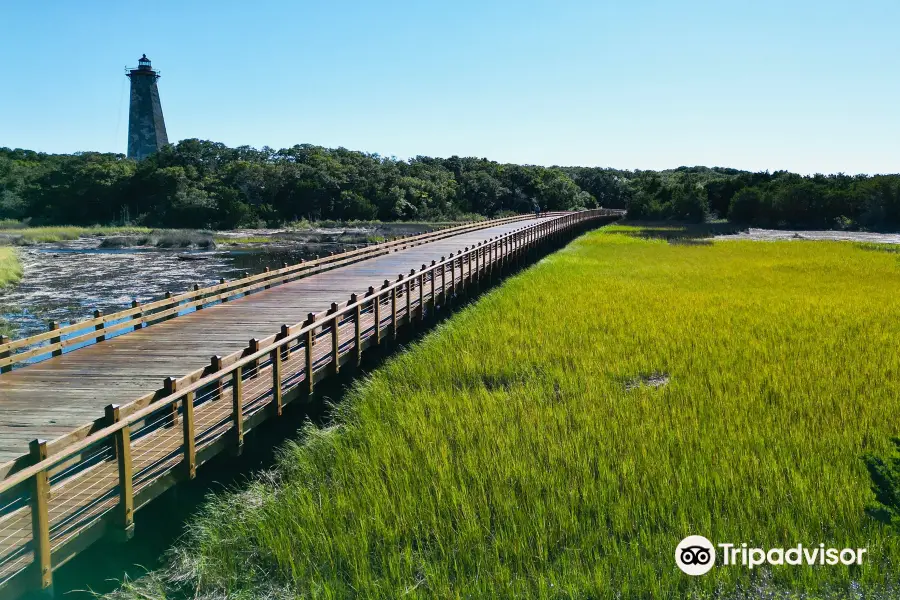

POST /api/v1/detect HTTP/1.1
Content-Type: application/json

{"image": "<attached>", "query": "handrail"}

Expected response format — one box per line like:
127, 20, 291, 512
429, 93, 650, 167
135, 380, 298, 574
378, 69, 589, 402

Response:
0, 214, 544, 371
0, 209, 619, 598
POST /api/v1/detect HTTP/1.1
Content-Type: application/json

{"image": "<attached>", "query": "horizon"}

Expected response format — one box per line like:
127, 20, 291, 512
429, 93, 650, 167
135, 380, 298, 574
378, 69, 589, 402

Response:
1, 1, 898, 175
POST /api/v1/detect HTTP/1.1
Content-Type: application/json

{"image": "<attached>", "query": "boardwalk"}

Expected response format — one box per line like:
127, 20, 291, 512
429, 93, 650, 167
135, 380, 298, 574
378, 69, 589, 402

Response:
0, 217, 550, 463
0, 210, 615, 598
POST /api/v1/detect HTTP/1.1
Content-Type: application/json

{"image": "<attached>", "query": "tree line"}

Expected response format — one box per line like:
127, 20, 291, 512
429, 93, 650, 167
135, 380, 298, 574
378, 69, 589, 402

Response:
1, 140, 898, 229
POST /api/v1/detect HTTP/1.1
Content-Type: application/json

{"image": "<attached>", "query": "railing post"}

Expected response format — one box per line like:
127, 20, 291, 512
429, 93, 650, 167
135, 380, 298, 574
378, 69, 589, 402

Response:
374, 286, 382, 346
210, 355, 223, 401
28, 439, 52, 593
232, 366, 244, 453
181, 388, 196, 479
351, 293, 362, 366
132, 300, 143, 330
392, 276, 400, 339
106, 404, 134, 528
464, 248, 471, 293
519, 230, 524, 265
49, 321, 61, 357
247, 339, 260, 378
305, 313, 316, 394
0, 334, 10, 374
279, 325, 291, 362
93, 309, 105, 343
164, 291, 174, 322
406, 269, 414, 325
164, 377, 179, 427
220, 278, 228, 303
449, 253, 455, 303
430, 261, 437, 313
418, 266, 425, 321
264, 266, 271, 290
440, 257, 447, 305
473, 244, 480, 291
329, 303, 340, 374
487, 239, 493, 283
194, 283, 203, 311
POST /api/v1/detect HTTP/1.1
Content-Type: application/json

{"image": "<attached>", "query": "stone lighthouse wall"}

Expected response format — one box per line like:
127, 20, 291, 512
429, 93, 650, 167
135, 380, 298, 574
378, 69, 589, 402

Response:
127, 74, 168, 160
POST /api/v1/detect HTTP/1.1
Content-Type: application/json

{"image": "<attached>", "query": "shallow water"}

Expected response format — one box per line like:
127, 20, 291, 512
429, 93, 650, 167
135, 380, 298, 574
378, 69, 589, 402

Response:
0, 222, 442, 340
0, 239, 323, 340
715, 228, 900, 244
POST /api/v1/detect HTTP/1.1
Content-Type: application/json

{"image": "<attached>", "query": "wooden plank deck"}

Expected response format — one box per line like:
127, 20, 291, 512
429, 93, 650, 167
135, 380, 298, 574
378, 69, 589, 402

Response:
0, 217, 553, 464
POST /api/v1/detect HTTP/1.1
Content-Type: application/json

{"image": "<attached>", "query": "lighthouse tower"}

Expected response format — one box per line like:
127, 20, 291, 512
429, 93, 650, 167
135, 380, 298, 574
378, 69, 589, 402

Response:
126, 54, 169, 159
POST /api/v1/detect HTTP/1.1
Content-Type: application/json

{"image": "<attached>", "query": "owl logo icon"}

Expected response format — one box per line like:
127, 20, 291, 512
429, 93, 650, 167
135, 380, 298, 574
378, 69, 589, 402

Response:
676, 535, 716, 575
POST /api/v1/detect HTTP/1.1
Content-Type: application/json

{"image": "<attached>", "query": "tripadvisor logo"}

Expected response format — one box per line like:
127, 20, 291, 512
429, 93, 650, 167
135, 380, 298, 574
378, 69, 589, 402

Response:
676, 535, 716, 575
675, 536, 867, 576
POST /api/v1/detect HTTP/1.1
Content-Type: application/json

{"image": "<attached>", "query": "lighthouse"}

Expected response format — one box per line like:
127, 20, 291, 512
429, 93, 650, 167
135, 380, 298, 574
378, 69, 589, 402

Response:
126, 54, 169, 159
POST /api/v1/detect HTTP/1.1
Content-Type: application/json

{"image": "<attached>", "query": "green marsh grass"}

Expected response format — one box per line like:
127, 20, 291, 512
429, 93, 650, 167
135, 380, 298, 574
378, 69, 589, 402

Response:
0, 225, 153, 244
0, 248, 22, 288
213, 235, 276, 244
115, 226, 900, 599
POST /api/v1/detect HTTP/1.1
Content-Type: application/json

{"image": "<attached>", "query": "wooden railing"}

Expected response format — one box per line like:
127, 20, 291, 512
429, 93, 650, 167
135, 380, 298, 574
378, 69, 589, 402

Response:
0, 215, 543, 373
0, 209, 617, 598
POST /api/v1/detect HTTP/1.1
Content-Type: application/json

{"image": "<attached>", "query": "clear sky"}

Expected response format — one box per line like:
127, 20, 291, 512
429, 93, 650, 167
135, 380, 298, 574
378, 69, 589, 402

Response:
1, 0, 898, 174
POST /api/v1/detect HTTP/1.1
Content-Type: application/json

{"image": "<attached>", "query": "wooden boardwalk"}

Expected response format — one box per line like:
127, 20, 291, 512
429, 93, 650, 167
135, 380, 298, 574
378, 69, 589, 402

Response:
0, 210, 616, 598
0, 217, 548, 464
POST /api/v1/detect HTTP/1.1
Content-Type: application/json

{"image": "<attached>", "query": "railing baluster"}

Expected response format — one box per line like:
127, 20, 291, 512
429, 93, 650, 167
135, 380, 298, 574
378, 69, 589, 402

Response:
28, 439, 52, 592
181, 390, 196, 479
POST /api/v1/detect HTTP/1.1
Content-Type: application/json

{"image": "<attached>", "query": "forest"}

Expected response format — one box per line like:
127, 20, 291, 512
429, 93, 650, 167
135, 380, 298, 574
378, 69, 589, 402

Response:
1, 140, 899, 229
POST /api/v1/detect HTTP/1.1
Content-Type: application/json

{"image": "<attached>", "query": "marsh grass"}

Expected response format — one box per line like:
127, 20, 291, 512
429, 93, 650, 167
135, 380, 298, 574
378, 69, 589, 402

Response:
111, 226, 900, 599
213, 235, 276, 245
854, 242, 900, 255
0, 225, 153, 244
0, 248, 22, 288
94, 230, 215, 249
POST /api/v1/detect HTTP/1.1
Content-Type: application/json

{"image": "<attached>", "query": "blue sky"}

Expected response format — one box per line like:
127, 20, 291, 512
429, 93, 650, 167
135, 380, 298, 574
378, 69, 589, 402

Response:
1, 0, 898, 174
